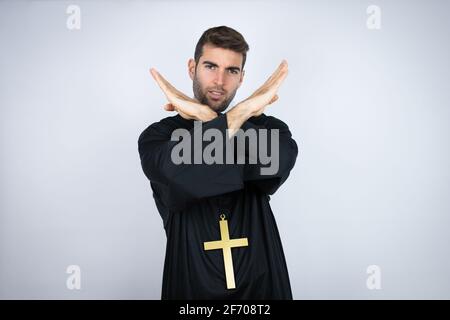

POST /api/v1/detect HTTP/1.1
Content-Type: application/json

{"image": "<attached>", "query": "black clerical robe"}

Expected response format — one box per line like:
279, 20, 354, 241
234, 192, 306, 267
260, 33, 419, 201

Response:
138, 113, 298, 299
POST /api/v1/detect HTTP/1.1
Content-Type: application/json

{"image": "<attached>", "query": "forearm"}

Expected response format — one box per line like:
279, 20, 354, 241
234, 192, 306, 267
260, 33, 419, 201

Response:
193, 104, 219, 122
139, 114, 245, 210
241, 115, 299, 195
225, 102, 254, 137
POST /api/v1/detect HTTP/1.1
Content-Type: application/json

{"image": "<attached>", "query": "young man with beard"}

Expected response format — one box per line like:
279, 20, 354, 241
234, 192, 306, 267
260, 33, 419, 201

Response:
138, 26, 298, 299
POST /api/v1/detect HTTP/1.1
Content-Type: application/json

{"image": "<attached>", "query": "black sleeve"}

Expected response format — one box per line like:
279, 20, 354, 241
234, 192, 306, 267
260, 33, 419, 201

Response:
240, 115, 298, 195
138, 114, 245, 210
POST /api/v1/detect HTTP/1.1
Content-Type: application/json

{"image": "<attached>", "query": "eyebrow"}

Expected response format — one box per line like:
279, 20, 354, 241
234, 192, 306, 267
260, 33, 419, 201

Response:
202, 60, 241, 73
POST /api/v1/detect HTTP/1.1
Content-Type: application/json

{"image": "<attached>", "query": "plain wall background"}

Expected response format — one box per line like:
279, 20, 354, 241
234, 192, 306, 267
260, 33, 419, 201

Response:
1, 0, 450, 299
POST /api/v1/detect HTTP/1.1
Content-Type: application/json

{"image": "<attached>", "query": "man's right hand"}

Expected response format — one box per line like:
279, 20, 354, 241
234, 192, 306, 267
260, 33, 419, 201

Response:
150, 68, 218, 122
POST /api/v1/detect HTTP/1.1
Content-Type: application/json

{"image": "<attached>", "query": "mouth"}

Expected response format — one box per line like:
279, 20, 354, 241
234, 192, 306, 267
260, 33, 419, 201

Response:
208, 90, 225, 101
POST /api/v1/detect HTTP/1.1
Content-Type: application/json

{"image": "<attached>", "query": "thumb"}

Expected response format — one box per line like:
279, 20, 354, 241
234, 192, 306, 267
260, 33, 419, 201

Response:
269, 95, 279, 104
164, 103, 176, 111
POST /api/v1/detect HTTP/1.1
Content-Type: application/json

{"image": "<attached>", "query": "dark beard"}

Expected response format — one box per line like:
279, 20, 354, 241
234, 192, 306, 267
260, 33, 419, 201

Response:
192, 75, 237, 113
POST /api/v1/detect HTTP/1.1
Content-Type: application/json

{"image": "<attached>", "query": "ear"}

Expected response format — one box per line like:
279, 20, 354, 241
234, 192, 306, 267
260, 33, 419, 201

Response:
188, 58, 196, 80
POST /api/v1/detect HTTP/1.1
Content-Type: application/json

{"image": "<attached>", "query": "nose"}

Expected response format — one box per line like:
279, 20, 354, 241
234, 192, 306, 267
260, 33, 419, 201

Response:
213, 70, 225, 87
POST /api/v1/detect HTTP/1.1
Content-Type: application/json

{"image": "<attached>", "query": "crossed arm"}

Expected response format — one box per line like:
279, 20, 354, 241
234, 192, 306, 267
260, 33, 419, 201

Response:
149, 60, 288, 136
140, 60, 295, 208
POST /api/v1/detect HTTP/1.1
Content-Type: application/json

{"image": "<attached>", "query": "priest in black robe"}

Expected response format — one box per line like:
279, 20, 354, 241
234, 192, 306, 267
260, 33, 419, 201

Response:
138, 26, 298, 299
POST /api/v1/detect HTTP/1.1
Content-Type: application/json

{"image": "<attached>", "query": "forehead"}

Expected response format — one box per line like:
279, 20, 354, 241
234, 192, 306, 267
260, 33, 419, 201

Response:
199, 44, 243, 68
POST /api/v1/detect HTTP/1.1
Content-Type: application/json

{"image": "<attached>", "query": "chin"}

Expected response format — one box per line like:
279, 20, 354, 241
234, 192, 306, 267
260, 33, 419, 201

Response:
210, 105, 227, 113
207, 101, 222, 111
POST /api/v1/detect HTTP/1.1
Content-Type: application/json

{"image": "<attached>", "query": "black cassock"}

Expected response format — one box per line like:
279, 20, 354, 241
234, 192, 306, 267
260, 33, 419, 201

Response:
138, 113, 298, 299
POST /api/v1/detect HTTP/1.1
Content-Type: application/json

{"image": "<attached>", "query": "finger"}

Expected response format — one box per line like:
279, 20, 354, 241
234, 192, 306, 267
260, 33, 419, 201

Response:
150, 68, 170, 92
164, 103, 175, 111
273, 67, 288, 90
267, 60, 288, 82
259, 60, 288, 90
269, 95, 279, 104
266, 63, 289, 95
150, 68, 178, 95
168, 99, 197, 116
149, 68, 158, 80
150, 68, 186, 101
249, 63, 288, 102
150, 68, 167, 93
267, 60, 288, 87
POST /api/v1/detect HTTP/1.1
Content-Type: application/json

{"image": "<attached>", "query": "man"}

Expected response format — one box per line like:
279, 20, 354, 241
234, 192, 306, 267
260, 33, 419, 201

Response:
138, 26, 298, 299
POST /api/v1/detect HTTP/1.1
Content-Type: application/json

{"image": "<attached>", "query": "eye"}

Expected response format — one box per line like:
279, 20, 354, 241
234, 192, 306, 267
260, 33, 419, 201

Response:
205, 65, 215, 70
229, 69, 239, 75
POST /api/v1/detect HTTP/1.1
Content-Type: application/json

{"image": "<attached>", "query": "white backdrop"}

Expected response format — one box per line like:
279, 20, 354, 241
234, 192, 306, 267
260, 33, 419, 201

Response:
1, 0, 450, 299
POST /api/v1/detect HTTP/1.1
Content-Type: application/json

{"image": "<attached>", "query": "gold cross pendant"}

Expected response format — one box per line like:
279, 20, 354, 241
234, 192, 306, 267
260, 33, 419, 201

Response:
203, 214, 249, 289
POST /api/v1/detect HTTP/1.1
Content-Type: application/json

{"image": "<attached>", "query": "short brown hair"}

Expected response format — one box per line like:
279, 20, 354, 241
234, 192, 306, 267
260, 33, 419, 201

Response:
194, 26, 249, 70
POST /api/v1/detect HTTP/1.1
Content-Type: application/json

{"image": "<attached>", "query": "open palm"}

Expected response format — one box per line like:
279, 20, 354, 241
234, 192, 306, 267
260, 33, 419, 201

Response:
241, 60, 288, 116
150, 68, 216, 121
